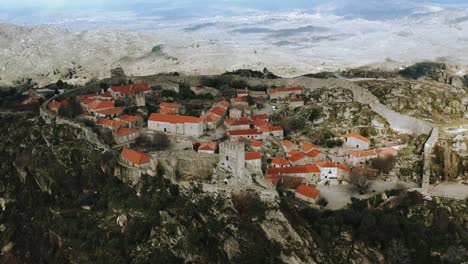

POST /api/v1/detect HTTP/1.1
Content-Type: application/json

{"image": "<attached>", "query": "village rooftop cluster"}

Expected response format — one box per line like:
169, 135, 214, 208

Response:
44, 82, 403, 204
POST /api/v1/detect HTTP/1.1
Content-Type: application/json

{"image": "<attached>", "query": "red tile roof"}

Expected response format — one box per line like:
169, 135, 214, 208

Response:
289, 152, 307, 162
114, 127, 139, 137
237, 90, 248, 94
305, 149, 321, 158
288, 97, 304, 103
344, 149, 380, 158
203, 113, 220, 122
121, 148, 151, 165
260, 125, 283, 132
271, 158, 290, 166
269, 86, 302, 94
208, 107, 227, 117
300, 142, 320, 153
160, 107, 176, 114
251, 120, 270, 128
225, 117, 250, 126
81, 98, 97, 105
232, 97, 248, 103
78, 93, 97, 100
100, 92, 112, 98
228, 129, 260, 136
117, 114, 143, 123
97, 107, 124, 116
216, 100, 230, 109
88, 100, 114, 110
97, 118, 126, 127
282, 140, 296, 148
48, 99, 68, 112
21, 95, 42, 105
160, 102, 182, 109
111, 83, 151, 95
267, 165, 320, 175
251, 114, 269, 121
198, 141, 218, 151
245, 152, 262, 160
149, 113, 203, 124
296, 184, 320, 200
315, 161, 349, 171
341, 132, 370, 143
287, 150, 301, 157
251, 140, 262, 147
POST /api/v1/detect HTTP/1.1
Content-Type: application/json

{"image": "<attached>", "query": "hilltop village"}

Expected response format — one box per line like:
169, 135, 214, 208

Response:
35, 78, 409, 205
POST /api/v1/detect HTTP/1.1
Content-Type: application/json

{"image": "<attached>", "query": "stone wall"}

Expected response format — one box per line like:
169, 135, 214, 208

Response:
155, 150, 219, 181
39, 87, 111, 152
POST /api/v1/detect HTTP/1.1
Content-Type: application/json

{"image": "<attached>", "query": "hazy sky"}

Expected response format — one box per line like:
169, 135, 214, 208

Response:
1, 0, 468, 27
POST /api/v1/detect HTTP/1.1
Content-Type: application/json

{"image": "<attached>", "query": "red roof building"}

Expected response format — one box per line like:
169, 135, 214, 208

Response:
341, 132, 370, 143
245, 152, 262, 160
160, 102, 182, 115
216, 100, 230, 109
117, 114, 143, 123
148, 113, 203, 124
267, 164, 320, 175
251, 114, 269, 121
295, 184, 320, 200
270, 158, 290, 168
121, 148, 151, 166
96, 107, 124, 117
21, 95, 42, 105
197, 141, 218, 154
87, 100, 114, 111
114, 127, 139, 137
97, 118, 126, 130
110, 83, 151, 97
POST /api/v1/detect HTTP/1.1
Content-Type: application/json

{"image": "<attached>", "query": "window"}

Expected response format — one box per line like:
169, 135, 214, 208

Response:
226, 156, 229, 161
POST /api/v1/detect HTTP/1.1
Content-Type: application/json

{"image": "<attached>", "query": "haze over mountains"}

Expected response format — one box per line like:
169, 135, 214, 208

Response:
1, 0, 468, 85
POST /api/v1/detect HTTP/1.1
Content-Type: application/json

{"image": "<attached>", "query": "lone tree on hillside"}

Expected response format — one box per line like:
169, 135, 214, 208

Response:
58, 96, 82, 118
371, 156, 396, 174
349, 171, 371, 194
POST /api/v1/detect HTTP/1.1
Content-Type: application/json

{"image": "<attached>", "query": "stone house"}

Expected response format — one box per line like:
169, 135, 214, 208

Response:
21, 95, 42, 105
228, 129, 262, 140
282, 140, 298, 152
148, 113, 205, 138
245, 152, 262, 173
97, 118, 126, 131
315, 161, 350, 184
270, 158, 290, 168
160, 102, 183, 115
295, 184, 320, 203
224, 117, 250, 130
266, 165, 321, 185
108, 83, 151, 107
120, 148, 153, 169
340, 132, 370, 149
229, 105, 251, 118
268, 86, 303, 100
48, 99, 68, 113
95, 107, 124, 118
259, 126, 284, 140
197, 141, 218, 154
113, 127, 140, 144
231, 96, 248, 106
288, 97, 304, 109
116, 115, 144, 128
251, 140, 263, 152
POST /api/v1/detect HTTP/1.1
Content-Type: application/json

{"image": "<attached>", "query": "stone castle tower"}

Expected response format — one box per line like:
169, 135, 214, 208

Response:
215, 140, 249, 184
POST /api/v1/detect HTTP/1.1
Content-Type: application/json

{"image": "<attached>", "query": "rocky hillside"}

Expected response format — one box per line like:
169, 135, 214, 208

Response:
0, 24, 159, 86
0, 108, 467, 263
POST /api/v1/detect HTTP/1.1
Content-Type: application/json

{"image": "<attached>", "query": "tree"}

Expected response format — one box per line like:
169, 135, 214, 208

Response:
308, 108, 321, 122
349, 171, 371, 194
151, 133, 170, 150
57, 96, 82, 118
371, 156, 396, 174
